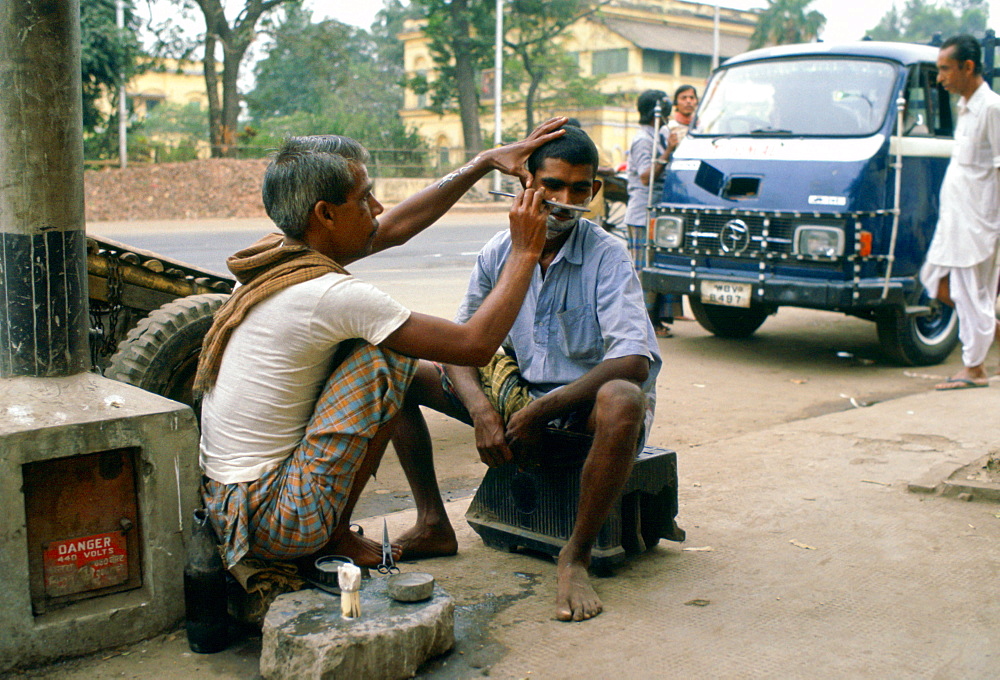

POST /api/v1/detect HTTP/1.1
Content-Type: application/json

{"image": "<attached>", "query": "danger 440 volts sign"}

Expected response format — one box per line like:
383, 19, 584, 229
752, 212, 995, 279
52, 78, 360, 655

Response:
42, 531, 129, 597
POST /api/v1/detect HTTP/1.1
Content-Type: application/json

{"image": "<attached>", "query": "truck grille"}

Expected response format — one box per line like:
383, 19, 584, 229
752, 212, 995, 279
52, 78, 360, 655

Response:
683, 213, 798, 255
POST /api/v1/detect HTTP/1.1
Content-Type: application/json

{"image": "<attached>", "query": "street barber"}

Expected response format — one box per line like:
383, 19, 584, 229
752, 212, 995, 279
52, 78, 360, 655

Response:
391, 125, 662, 621
194, 118, 567, 571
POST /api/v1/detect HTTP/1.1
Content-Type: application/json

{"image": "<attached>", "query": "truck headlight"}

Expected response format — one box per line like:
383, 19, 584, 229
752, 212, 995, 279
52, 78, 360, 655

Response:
652, 216, 684, 248
794, 225, 844, 257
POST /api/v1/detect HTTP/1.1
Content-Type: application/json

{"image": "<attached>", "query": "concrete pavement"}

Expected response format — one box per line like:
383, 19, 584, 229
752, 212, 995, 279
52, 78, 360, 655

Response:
9, 383, 999, 680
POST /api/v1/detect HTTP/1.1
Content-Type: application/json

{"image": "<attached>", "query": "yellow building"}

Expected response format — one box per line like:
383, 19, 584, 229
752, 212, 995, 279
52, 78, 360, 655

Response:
400, 0, 757, 169
127, 58, 214, 119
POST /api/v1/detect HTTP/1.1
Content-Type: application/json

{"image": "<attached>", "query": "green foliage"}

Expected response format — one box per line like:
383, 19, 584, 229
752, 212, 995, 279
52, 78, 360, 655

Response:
866, 0, 989, 44
503, 0, 608, 130
125, 102, 208, 163
407, 0, 495, 116
80, 0, 145, 158
137, 101, 210, 139
749, 0, 826, 49
244, 5, 426, 172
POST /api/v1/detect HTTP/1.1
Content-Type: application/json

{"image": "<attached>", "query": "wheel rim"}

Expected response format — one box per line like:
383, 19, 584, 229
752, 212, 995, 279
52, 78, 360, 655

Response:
914, 294, 957, 347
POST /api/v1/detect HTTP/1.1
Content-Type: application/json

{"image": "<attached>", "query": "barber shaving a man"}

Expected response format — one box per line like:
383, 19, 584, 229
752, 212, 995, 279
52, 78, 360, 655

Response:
194, 118, 567, 572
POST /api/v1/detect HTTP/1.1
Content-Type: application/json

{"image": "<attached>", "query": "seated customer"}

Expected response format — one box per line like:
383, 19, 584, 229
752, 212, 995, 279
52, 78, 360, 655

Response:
195, 120, 567, 571
393, 125, 662, 622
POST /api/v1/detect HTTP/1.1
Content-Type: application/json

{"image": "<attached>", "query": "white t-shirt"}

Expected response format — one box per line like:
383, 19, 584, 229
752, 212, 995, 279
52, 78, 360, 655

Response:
199, 273, 411, 484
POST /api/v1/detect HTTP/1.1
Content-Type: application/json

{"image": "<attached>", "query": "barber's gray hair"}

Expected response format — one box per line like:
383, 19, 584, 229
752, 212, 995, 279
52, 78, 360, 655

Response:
262, 135, 371, 239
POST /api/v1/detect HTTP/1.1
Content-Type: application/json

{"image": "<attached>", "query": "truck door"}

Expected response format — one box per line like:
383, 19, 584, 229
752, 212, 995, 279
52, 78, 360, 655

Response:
891, 63, 955, 277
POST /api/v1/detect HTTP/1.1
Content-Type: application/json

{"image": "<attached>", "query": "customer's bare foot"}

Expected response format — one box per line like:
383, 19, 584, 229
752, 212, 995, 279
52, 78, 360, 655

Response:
397, 521, 458, 561
555, 552, 602, 622
320, 526, 400, 568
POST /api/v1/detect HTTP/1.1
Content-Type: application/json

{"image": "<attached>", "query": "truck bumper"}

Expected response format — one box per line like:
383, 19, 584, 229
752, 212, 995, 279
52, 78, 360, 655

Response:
640, 266, 916, 311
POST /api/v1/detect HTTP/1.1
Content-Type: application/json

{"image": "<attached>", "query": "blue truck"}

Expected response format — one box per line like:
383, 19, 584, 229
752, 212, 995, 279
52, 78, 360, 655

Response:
641, 37, 998, 365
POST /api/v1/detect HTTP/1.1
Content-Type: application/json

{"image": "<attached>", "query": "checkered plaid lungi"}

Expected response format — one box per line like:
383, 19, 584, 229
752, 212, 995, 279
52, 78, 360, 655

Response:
202, 341, 417, 569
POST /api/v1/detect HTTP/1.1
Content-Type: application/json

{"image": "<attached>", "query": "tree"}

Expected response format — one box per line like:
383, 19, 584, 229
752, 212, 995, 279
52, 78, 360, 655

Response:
177, 0, 296, 157
245, 6, 425, 169
409, 0, 495, 157
80, 0, 145, 157
866, 0, 988, 44
503, 0, 606, 131
749, 0, 826, 49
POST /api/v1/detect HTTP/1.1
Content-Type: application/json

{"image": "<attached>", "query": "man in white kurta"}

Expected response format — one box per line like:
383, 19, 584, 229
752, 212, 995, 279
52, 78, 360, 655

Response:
920, 34, 1000, 390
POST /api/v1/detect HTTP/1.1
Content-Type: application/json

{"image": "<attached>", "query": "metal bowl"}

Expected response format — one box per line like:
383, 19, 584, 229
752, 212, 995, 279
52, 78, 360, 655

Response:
387, 572, 434, 602
308, 555, 354, 594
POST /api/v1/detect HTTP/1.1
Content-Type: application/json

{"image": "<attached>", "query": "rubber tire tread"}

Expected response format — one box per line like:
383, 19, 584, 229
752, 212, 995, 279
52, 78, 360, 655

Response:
688, 296, 772, 339
875, 306, 959, 366
105, 293, 228, 408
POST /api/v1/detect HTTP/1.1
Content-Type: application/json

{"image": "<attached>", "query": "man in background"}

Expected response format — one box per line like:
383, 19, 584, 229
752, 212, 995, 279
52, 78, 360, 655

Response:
921, 34, 1000, 390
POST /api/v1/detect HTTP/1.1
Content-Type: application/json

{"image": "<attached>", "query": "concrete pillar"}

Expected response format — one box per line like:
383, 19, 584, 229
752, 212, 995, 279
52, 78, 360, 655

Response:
0, 3, 204, 671
0, 0, 90, 378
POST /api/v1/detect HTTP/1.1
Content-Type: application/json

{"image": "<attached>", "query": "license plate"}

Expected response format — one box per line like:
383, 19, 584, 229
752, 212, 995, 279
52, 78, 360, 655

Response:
700, 280, 752, 308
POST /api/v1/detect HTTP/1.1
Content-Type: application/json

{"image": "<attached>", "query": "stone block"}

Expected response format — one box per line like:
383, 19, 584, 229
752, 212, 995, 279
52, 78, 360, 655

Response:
260, 577, 454, 680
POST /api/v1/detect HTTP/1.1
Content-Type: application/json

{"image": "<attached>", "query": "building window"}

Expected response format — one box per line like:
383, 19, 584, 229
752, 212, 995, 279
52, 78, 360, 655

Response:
592, 48, 629, 75
680, 53, 712, 78
642, 49, 675, 75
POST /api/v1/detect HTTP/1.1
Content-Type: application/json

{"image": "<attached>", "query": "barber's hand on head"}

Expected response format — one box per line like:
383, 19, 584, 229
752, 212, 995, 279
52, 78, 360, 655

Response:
471, 407, 513, 468
483, 117, 567, 187
507, 181, 548, 257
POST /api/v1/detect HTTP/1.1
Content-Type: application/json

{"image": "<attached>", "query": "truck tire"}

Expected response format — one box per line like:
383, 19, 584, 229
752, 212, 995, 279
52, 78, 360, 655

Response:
106, 293, 228, 412
689, 297, 773, 338
875, 301, 959, 366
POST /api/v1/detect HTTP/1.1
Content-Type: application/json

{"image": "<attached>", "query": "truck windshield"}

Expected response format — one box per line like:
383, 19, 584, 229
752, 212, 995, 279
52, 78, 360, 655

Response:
692, 57, 899, 137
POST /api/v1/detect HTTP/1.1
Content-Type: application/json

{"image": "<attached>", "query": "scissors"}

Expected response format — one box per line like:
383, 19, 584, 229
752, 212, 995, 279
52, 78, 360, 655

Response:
377, 518, 400, 575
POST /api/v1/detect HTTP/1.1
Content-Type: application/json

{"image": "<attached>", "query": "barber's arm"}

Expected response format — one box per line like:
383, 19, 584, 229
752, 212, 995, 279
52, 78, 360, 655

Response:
380, 187, 546, 367
370, 117, 567, 253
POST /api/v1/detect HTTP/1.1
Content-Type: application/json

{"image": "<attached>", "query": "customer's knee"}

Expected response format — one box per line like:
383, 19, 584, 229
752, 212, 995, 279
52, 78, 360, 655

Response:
594, 380, 645, 429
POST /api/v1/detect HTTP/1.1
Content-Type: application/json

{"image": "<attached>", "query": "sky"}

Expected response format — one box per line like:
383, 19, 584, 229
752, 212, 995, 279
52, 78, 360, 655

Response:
316, 0, 1000, 43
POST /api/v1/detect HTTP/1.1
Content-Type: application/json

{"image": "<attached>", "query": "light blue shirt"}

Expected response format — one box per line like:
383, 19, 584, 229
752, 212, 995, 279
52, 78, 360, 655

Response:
456, 218, 661, 419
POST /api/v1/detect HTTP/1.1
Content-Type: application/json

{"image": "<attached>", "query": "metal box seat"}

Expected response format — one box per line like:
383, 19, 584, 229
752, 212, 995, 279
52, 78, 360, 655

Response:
466, 433, 685, 572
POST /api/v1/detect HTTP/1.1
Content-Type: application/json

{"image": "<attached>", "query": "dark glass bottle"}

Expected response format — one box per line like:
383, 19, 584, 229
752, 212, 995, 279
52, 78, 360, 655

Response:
184, 509, 229, 653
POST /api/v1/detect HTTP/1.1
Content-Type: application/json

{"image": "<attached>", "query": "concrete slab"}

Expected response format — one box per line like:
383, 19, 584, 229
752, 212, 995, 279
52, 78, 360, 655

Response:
259, 577, 454, 680
9, 387, 1000, 679
0, 373, 201, 672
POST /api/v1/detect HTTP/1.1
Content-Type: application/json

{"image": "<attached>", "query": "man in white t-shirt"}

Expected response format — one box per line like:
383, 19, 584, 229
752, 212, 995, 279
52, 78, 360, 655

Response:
196, 120, 566, 570
920, 35, 1000, 390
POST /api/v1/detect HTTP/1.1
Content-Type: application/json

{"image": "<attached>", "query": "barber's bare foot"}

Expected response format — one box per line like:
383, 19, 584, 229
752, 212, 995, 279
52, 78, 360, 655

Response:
320, 527, 401, 568
397, 521, 458, 561
555, 551, 602, 622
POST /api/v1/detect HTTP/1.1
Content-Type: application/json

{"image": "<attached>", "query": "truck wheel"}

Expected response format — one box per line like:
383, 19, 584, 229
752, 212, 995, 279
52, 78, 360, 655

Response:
875, 301, 959, 366
106, 293, 228, 412
689, 297, 772, 338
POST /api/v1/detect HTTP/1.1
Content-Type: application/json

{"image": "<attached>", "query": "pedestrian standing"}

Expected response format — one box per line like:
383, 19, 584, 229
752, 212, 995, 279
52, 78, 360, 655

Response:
921, 34, 1000, 390
625, 90, 679, 337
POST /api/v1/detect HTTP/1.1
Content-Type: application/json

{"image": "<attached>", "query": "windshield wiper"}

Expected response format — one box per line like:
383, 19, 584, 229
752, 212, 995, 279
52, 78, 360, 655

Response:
749, 127, 793, 135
